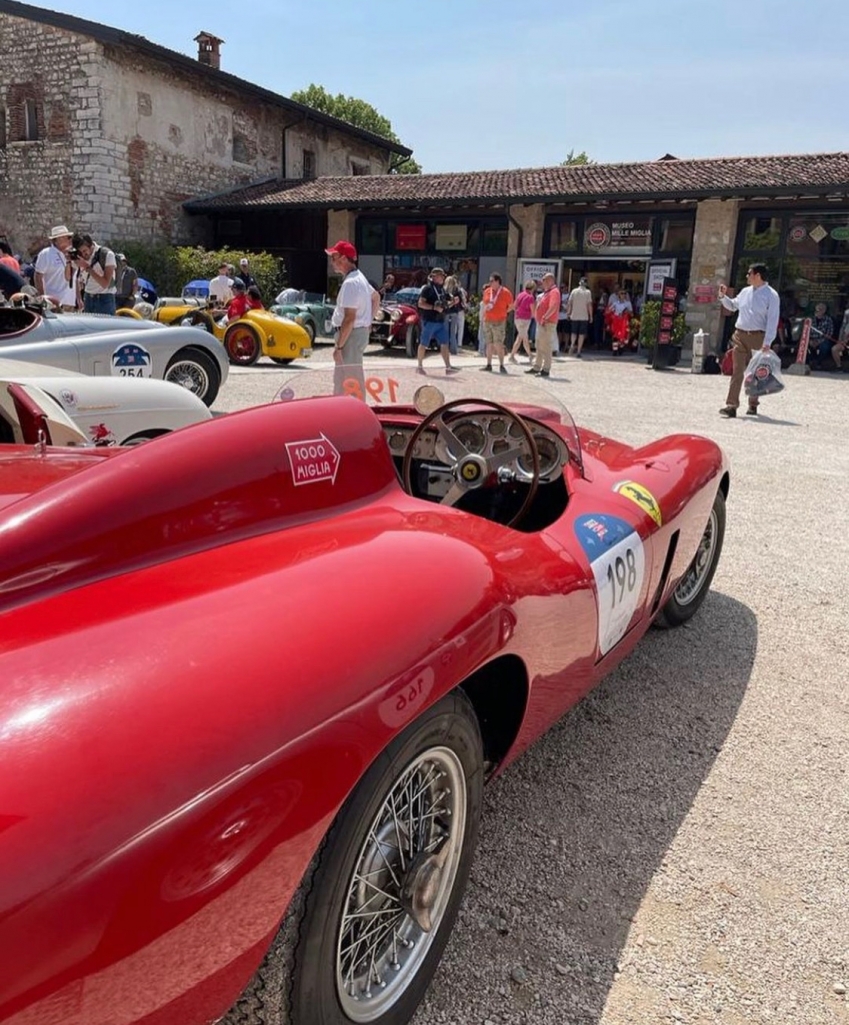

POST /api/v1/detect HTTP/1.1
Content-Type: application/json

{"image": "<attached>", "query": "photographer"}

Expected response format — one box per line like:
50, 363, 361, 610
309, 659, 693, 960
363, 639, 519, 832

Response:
72, 233, 117, 315
416, 267, 460, 373
34, 225, 78, 311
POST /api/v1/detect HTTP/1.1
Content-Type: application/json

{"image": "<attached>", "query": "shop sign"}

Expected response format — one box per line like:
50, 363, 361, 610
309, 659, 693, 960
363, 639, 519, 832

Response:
830, 226, 849, 240
647, 260, 676, 296
585, 218, 652, 252
435, 224, 468, 251
396, 224, 426, 250
809, 225, 828, 244
789, 225, 807, 243
693, 284, 717, 304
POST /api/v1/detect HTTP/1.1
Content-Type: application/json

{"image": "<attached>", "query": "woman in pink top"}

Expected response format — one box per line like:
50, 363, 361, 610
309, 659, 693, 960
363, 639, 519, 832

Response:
509, 280, 536, 363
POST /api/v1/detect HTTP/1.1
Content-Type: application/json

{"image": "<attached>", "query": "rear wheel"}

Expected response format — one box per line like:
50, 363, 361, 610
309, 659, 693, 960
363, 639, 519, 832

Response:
222, 691, 484, 1025
224, 322, 263, 366
301, 319, 316, 345
122, 429, 169, 446
656, 490, 725, 627
164, 347, 221, 406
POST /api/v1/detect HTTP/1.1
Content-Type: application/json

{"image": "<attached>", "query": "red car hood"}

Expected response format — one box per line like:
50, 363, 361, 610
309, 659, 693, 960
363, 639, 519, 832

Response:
0, 447, 119, 514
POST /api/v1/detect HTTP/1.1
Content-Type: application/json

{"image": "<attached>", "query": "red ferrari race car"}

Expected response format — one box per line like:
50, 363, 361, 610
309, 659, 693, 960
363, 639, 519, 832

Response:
0, 366, 727, 1025
370, 287, 422, 357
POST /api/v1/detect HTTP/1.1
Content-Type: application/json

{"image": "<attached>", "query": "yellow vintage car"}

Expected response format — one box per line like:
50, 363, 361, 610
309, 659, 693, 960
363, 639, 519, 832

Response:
117, 300, 312, 366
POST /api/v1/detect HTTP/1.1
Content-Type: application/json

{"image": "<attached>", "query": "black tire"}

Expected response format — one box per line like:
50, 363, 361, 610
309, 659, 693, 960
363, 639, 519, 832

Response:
270, 357, 295, 366
164, 347, 221, 406
223, 691, 484, 1025
405, 323, 420, 359
656, 490, 726, 627
224, 322, 263, 366
302, 319, 316, 345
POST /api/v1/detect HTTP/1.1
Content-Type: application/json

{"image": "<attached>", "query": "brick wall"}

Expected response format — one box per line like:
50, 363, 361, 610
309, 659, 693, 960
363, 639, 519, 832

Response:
0, 10, 394, 254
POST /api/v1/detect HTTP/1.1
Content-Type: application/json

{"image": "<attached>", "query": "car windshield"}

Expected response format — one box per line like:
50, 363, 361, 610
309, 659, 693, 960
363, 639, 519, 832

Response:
272, 363, 584, 474
384, 288, 422, 305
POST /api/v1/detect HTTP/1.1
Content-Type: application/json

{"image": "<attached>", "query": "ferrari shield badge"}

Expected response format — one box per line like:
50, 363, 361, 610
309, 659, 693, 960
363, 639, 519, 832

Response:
612, 480, 662, 526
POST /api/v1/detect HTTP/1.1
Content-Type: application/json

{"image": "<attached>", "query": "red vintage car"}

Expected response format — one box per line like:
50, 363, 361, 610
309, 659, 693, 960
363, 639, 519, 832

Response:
0, 367, 727, 1025
370, 287, 422, 357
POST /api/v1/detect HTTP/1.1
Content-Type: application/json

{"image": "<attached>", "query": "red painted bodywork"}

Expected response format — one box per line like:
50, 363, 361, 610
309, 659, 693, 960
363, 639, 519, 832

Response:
0, 394, 727, 1025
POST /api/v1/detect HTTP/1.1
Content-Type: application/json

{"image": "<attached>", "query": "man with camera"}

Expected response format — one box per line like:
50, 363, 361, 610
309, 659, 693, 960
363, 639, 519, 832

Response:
34, 225, 78, 311
71, 233, 117, 315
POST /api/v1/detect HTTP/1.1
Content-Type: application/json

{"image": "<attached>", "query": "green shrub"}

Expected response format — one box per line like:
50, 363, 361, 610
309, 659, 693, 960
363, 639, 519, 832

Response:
638, 300, 687, 347
109, 242, 287, 302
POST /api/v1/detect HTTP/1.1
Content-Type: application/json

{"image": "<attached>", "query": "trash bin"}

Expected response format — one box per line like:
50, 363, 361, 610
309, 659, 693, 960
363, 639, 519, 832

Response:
691, 329, 708, 373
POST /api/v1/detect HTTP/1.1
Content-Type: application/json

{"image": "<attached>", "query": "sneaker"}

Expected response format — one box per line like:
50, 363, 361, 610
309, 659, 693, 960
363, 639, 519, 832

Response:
499, 365, 508, 374
746, 406, 758, 416
525, 367, 539, 375
719, 406, 736, 418
576, 351, 583, 358
539, 369, 550, 377
480, 364, 492, 372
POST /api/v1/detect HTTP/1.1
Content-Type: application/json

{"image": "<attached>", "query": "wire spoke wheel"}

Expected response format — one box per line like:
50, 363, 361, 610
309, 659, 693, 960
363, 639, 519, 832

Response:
673, 505, 718, 607
335, 747, 467, 1022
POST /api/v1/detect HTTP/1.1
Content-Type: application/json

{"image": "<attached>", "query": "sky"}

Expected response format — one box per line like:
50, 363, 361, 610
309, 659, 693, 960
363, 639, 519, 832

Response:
27, 0, 849, 173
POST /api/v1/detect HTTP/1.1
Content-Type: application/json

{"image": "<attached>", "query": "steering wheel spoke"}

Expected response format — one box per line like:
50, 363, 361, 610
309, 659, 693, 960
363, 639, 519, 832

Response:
402, 399, 541, 528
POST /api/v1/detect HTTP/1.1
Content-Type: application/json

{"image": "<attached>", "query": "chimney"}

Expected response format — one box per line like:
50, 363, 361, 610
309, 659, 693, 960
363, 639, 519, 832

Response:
194, 32, 224, 70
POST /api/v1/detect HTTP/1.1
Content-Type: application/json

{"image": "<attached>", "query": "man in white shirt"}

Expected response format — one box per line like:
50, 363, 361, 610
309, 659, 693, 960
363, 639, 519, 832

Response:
566, 278, 593, 357
718, 262, 780, 417
34, 225, 78, 311
326, 240, 379, 395
209, 263, 234, 305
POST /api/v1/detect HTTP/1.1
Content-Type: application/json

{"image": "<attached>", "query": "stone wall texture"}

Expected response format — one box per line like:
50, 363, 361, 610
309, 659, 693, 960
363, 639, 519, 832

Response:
0, 11, 393, 256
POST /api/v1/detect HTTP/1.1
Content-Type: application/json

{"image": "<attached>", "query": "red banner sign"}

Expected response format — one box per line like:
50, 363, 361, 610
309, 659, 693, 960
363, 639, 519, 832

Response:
796, 318, 812, 364
395, 224, 427, 250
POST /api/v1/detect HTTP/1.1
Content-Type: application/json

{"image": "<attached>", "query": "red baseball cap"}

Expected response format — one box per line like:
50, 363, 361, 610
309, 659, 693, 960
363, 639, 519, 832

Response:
325, 240, 357, 261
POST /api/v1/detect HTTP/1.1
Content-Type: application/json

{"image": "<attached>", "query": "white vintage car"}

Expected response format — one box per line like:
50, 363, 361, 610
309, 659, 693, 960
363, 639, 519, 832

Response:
0, 358, 212, 447
0, 304, 229, 405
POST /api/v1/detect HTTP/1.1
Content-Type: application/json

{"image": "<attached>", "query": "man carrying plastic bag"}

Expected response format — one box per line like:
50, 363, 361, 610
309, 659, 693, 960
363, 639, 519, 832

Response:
744, 349, 785, 404
717, 262, 780, 417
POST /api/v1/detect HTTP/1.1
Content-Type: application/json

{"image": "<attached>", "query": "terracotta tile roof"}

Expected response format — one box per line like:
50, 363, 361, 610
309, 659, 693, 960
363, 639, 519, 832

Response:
0, 0, 411, 156
184, 152, 849, 212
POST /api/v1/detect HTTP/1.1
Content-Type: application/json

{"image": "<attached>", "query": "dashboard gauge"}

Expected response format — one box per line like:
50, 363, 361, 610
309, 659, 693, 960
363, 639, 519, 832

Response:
487, 417, 508, 438
518, 435, 561, 477
508, 420, 526, 440
451, 421, 486, 454
387, 431, 408, 452
491, 438, 511, 457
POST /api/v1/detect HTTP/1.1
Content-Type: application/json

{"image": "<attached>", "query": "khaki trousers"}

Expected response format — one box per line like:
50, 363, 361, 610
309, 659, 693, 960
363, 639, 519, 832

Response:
726, 329, 765, 409
533, 322, 557, 372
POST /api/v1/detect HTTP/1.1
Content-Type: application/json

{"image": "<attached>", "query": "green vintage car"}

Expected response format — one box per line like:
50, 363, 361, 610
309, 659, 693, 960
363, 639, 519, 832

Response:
270, 290, 336, 344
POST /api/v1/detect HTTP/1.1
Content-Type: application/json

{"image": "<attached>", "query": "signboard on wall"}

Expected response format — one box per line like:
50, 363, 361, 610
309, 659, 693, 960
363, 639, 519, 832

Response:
396, 224, 426, 250
435, 224, 468, 251
585, 218, 653, 254
516, 258, 562, 294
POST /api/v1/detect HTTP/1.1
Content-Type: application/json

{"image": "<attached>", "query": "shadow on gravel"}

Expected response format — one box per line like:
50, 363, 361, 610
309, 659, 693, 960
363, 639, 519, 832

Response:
416, 591, 756, 1025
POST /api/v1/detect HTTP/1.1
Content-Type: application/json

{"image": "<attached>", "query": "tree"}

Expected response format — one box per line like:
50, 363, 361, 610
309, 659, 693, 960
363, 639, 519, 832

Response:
561, 149, 594, 166
290, 85, 421, 174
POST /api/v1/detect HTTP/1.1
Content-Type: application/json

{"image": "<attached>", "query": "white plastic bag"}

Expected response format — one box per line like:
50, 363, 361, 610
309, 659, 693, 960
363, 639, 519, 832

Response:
744, 349, 784, 399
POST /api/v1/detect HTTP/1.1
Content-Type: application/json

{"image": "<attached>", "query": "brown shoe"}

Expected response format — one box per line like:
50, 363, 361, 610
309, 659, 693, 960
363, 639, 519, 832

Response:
719, 406, 736, 418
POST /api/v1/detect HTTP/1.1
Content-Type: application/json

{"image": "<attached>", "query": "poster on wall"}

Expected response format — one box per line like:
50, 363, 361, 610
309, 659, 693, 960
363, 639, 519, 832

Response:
435, 224, 468, 251
395, 224, 426, 250
584, 218, 653, 254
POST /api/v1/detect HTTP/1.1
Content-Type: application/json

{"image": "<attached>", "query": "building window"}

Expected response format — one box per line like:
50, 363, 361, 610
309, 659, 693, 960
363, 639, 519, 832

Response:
351, 160, 370, 176
303, 149, 316, 179
23, 98, 38, 141
232, 132, 250, 164
0, 108, 6, 150
218, 219, 242, 238
657, 218, 694, 252
740, 216, 782, 252
546, 217, 579, 254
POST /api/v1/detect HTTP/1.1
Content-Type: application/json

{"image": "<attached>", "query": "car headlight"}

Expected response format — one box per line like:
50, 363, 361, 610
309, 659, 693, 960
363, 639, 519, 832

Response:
390, 308, 402, 322
374, 310, 385, 322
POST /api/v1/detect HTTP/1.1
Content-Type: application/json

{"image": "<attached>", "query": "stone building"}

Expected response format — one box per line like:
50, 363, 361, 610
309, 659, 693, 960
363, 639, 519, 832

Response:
0, 0, 410, 280
186, 153, 849, 345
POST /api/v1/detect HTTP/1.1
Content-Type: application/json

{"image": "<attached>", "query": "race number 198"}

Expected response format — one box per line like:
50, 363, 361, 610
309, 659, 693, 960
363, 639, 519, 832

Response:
591, 533, 645, 656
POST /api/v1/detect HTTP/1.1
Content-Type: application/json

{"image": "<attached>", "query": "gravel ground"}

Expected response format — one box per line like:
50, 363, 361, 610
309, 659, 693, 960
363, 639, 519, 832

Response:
215, 342, 849, 1025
